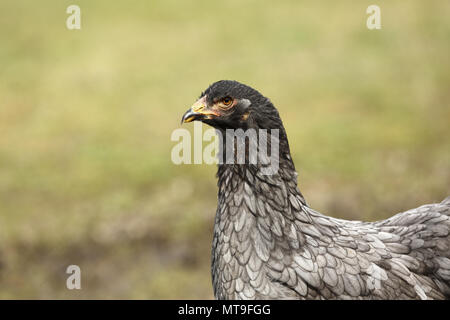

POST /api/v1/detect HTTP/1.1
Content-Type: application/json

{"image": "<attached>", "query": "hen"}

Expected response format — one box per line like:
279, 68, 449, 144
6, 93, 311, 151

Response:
181, 80, 450, 300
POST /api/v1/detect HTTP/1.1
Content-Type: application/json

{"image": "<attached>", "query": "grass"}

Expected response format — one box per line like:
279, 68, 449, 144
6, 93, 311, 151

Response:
0, 0, 449, 298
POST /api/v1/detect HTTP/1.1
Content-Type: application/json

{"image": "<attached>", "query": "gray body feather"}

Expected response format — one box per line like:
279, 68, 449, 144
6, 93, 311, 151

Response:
212, 163, 450, 300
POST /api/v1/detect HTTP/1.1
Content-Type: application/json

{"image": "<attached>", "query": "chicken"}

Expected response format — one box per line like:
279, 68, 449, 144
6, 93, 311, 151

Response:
181, 80, 450, 300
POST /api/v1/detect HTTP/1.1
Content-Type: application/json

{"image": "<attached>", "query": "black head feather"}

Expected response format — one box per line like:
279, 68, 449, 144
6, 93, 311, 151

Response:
198, 80, 285, 132
186, 80, 293, 172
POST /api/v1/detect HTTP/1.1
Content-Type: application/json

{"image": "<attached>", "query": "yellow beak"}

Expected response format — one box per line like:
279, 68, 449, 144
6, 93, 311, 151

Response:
181, 96, 218, 124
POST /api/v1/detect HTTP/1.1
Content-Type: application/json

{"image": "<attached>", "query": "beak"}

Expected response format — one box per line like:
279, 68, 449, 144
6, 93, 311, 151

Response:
181, 109, 199, 124
181, 96, 218, 124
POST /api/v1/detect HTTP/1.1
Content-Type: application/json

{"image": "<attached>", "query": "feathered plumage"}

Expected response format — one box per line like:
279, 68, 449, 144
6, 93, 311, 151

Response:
182, 80, 450, 300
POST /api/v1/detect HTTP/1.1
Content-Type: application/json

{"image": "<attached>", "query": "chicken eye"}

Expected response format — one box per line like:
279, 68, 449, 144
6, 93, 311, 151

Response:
222, 97, 233, 107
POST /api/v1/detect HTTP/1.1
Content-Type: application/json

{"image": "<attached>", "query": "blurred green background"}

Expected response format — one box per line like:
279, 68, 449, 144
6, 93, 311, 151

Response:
0, 0, 449, 299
